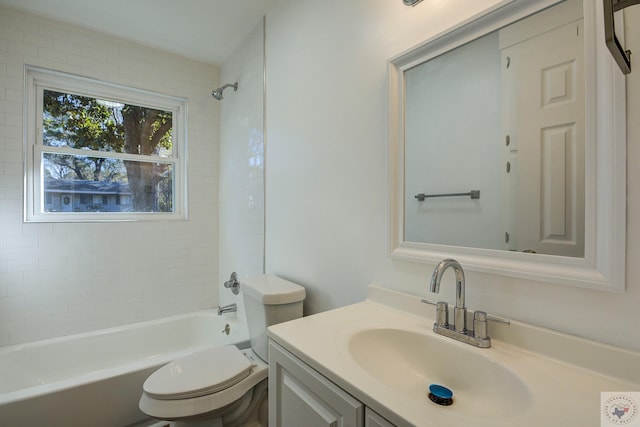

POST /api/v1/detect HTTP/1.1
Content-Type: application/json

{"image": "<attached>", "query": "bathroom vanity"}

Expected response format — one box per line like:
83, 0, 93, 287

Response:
267, 286, 640, 427
269, 341, 392, 427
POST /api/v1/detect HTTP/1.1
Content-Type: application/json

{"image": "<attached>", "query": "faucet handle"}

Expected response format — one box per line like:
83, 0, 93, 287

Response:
436, 301, 449, 327
224, 272, 240, 295
486, 313, 511, 325
421, 298, 449, 327
473, 311, 488, 340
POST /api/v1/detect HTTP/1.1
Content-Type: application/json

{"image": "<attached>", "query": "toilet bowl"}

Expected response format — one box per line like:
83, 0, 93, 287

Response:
139, 274, 305, 427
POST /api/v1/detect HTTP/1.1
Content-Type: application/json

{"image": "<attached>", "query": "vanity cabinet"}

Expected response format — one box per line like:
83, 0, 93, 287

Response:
269, 340, 396, 427
365, 408, 396, 427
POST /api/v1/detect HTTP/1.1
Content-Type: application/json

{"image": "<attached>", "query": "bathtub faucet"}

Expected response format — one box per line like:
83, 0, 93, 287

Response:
224, 272, 240, 295
218, 303, 237, 316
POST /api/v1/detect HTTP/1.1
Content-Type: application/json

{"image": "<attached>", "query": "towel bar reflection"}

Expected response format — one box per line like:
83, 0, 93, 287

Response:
414, 190, 480, 202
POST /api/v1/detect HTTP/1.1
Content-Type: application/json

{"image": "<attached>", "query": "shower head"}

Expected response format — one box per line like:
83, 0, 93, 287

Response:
211, 82, 238, 100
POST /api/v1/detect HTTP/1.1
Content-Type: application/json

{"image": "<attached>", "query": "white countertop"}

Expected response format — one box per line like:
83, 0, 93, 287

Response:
267, 285, 640, 427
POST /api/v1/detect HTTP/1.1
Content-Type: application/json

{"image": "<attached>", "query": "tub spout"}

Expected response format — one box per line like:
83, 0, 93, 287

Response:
218, 303, 237, 316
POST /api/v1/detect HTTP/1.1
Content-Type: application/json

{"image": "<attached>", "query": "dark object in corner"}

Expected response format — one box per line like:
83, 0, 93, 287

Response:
604, 0, 640, 74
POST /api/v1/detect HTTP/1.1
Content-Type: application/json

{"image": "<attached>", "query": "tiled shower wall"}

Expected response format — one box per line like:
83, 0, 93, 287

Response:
218, 18, 265, 303
0, 7, 220, 346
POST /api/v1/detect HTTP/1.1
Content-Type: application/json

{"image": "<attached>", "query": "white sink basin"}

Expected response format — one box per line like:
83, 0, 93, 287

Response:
347, 328, 532, 418
269, 288, 640, 426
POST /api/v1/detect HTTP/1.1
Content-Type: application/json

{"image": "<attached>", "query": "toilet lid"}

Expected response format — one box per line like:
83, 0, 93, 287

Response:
143, 345, 254, 400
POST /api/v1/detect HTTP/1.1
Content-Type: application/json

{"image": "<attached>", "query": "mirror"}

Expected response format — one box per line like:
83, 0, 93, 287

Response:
389, 0, 626, 291
405, 0, 585, 257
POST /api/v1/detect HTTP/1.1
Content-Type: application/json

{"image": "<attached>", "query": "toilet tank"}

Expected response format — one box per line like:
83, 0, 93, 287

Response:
241, 274, 305, 362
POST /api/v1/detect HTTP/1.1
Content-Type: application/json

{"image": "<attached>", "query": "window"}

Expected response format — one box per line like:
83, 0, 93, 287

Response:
25, 66, 188, 222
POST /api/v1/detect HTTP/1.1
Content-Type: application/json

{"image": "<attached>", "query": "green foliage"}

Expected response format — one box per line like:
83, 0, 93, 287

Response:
43, 90, 124, 153
42, 90, 175, 212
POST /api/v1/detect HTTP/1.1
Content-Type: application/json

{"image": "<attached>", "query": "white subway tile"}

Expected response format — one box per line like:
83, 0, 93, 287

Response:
0, 6, 220, 346
8, 281, 37, 297
0, 295, 25, 320
8, 40, 37, 57
2, 162, 20, 177
38, 255, 68, 271
9, 15, 37, 34
37, 22, 67, 40
67, 52, 94, 69
21, 268, 52, 282
23, 32, 54, 49
6, 234, 37, 248
0, 27, 23, 43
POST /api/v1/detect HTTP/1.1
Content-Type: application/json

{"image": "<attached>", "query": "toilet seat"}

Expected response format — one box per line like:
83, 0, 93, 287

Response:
139, 348, 269, 420
143, 345, 254, 400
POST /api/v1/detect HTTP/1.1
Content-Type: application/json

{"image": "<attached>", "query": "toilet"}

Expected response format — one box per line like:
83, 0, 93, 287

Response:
139, 274, 305, 427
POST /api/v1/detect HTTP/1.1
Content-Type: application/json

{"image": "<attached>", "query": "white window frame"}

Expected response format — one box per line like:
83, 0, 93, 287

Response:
24, 66, 188, 222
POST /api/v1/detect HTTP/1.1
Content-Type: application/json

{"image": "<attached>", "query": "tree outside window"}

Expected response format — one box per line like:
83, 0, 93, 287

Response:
25, 67, 187, 222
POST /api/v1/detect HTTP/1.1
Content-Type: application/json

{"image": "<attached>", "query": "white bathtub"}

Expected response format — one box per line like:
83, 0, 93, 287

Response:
0, 309, 249, 427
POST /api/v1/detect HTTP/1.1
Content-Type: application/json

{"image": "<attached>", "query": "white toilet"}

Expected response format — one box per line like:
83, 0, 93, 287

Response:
139, 274, 305, 427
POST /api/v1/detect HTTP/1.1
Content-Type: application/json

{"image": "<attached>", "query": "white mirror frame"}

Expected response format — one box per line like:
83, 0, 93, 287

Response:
389, 0, 626, 292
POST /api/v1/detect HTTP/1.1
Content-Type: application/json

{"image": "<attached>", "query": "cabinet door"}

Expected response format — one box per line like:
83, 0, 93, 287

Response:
365, 408, 396, 427
269, 340, 363, 427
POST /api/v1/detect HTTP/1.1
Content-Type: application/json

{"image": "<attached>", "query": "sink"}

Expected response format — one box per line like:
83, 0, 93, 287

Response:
268, 290, 640, 426
347, 328, 532, 418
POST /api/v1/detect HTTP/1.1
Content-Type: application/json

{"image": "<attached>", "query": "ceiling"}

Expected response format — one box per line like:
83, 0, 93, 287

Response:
0, 0, 279, 66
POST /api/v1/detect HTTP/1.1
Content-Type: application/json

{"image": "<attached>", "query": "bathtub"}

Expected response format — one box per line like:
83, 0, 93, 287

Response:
0, 309, 249, 427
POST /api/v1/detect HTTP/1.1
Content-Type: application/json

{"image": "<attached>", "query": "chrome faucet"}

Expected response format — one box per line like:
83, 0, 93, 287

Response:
224, 272, 240, 295
430, 259, 466, 333
217, 303, 237, 316
426, 259, 509, 348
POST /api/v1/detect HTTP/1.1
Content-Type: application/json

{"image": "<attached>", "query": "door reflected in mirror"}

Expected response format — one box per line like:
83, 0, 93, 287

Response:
404, 0, 584, 257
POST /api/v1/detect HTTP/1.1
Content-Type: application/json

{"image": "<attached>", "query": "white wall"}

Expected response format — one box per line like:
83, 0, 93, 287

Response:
0, 7, 220, 346
265, 0, 640, 351
219, 18, 265, 308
